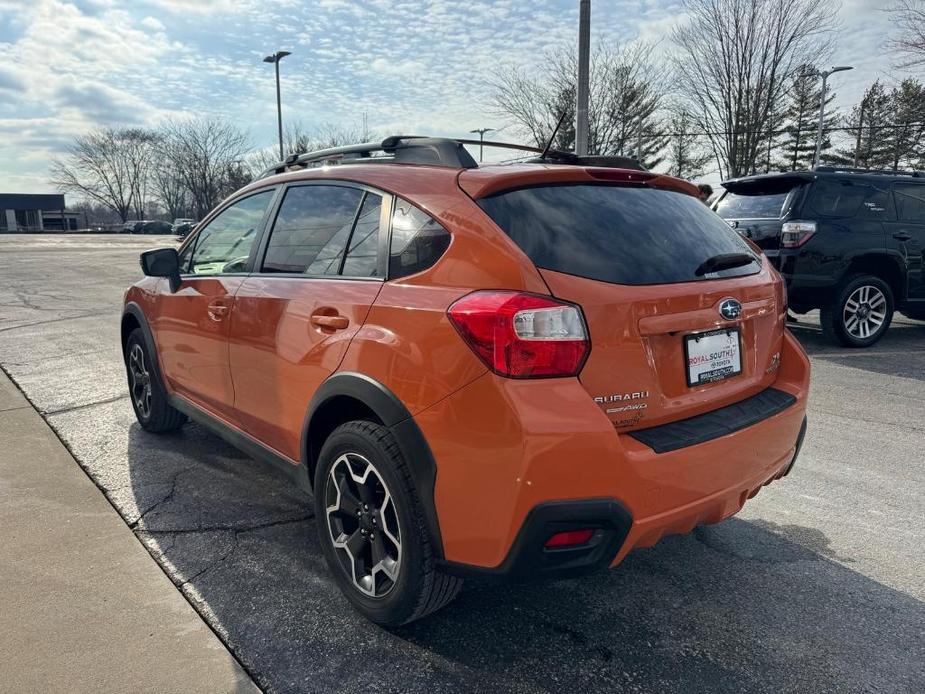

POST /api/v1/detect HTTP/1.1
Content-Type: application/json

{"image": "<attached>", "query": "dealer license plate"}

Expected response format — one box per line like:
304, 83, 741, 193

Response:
684, 328, 742, 386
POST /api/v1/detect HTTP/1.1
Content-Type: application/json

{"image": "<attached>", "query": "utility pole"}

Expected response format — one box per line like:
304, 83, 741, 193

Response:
635, 115, 644, 162
853, 97, 866, 168
469, 127, 495, 162
813, 65, 852, 168
263, 50, 292, 160
575, 0, 591, 156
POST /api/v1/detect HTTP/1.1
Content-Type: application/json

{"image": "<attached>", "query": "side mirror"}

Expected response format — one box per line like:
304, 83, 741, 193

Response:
140, 247, 182, 293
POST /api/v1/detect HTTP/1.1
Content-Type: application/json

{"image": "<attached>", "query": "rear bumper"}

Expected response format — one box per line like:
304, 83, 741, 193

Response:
415, 329, 810, 574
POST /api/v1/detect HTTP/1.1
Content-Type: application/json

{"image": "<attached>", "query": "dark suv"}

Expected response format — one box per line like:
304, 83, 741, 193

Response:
714, 167, 925, 347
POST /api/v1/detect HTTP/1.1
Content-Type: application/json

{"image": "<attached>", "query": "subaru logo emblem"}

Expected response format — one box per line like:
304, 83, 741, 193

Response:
719, 298, 742, 321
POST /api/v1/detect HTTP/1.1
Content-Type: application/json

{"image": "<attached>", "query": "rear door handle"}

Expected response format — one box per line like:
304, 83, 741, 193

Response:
893, 232, 912, 242
310, 314, 350, 330
207, 301, 229, 321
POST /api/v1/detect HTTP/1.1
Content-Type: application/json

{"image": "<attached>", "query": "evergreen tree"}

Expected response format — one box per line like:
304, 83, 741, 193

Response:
886, 78, 925, 170
825, 81, 894, 169
779, 66, 838, 170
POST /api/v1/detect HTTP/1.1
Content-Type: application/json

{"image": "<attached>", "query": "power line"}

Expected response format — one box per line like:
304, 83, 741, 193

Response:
662, 121, 925, 139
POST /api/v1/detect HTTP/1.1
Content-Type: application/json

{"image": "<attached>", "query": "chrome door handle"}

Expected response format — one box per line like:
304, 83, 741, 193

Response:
893, 232, 912, 242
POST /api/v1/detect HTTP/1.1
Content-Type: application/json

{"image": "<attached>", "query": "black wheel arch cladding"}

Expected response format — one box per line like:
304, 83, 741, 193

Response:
303, 372, 445, 560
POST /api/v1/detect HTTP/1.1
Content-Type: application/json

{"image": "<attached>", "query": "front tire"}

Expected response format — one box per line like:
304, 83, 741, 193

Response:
125, 329, 186, 432
820, 275, 893, 348
314, 420, 462, 626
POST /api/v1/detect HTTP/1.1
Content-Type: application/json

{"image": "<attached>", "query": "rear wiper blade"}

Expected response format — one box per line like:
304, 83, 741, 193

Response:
694, 252, 758, 276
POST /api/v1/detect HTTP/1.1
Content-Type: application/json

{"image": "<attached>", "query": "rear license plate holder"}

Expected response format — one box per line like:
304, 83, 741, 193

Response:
684, 328, 742, 386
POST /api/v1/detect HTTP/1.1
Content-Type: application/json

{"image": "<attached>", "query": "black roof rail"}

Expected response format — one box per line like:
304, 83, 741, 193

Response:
258, 135, 647, 179
813, 165, 924, 178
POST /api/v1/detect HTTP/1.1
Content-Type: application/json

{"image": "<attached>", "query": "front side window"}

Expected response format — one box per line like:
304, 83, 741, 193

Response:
263, 185, 365, 274
893, 183, 925, 223
188, 190, 274, 275
389, 199, 451, 279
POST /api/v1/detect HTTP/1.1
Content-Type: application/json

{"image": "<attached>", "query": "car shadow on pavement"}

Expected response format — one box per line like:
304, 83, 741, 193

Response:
126, 421, 925, 694
791, 318, 925, 382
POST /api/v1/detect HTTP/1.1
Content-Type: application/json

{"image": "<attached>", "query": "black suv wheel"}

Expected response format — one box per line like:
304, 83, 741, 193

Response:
820, 274, 894, 348
125, 328, 186, 432
314, 420, 462, 626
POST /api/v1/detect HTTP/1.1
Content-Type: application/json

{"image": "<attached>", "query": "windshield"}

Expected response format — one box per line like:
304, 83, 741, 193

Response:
478, 184, 760, 286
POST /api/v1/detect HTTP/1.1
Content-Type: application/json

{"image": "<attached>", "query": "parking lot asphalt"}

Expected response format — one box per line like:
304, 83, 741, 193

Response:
1, 234, 923, 694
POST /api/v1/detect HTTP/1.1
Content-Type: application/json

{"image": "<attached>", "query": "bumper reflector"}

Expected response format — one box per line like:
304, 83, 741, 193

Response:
544, 528, 595, 548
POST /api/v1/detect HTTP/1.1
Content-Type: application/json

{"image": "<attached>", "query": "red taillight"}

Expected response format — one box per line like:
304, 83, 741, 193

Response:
780, 221, 816, 248
544, 529, 595, 548
447, 291, 590, 378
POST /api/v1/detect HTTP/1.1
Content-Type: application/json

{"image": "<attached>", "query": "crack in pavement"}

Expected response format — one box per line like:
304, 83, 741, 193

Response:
44, 393, 130, 416
0, 311, 113, 333
137, 513, 315, 537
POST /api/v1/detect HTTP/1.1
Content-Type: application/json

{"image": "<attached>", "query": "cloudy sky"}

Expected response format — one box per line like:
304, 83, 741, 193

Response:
0, 0, 911, 193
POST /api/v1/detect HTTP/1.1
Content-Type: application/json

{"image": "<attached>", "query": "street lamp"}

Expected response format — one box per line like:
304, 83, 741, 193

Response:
812, 65, 853, 168
263, 50, 292, 161
469, 127, 495, 162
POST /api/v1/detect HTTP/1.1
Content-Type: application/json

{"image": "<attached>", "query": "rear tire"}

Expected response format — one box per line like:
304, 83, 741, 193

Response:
125, 329, 186, 432
820, 274, 893, 348
314, 420, 462, 626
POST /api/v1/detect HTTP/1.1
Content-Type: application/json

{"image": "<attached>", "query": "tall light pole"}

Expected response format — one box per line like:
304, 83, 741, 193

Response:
812, 65, 852, 168
575, 0, 591, 156
263, 50, 291, 160
469, 127, 495, 162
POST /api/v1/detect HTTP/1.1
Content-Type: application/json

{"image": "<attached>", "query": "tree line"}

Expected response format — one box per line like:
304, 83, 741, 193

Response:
52, 0, 925, 224
490, 0, 925, 181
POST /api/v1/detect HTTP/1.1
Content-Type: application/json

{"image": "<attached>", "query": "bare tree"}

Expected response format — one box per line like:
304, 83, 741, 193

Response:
888, 0, 925, 68
149, 136, 191, 222
247, 121, 370, 173
160, 118, 251, 219
50, 128, 156, 222
488, 42, 669, 168
672, 0, 838, 179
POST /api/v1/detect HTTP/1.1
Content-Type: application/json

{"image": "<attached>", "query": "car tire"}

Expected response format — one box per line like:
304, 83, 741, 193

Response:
125, 328, 186, 432
820, 274, 894, 348
314, 420, 462, 626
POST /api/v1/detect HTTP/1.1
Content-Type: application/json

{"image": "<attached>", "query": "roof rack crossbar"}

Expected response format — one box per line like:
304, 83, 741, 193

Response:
258, 136, 647, 179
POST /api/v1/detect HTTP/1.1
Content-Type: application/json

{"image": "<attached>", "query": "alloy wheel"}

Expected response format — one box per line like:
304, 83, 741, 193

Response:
843, 285, 887, 339
325, 452, 402, 598
128, 343, 152, 419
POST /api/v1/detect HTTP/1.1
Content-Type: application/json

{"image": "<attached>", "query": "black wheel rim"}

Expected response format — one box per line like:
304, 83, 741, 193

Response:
128, 343, 152, 419
324, 452, 402, 598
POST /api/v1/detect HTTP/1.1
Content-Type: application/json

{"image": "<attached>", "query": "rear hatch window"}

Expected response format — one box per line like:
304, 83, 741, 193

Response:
715, 190, 791, 218
714, 178, 807, 251
478, 184, 759, 286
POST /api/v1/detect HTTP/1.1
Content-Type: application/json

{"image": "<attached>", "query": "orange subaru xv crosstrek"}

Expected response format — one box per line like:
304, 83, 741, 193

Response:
121, 137, 809, 625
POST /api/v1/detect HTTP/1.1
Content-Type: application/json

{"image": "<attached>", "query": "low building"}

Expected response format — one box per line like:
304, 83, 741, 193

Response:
0, 193, 78, 232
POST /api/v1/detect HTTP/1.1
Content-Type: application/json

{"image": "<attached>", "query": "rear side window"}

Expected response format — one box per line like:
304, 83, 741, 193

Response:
479, 184, 760, 286
805, 178, 891, 219
389, 199, 451, 279
263, 185, 364, 274
893, 183, 925, 222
